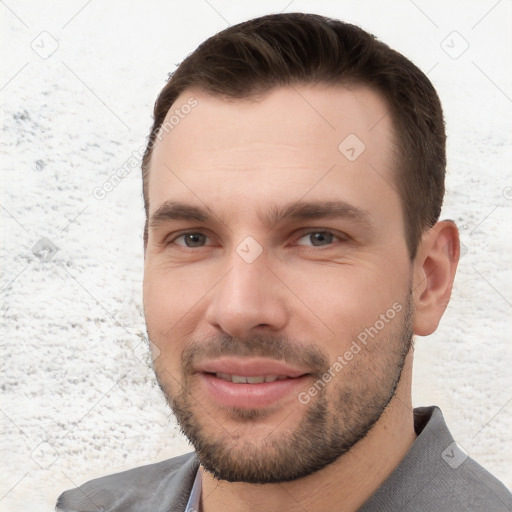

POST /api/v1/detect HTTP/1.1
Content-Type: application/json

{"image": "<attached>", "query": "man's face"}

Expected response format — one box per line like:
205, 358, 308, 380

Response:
143, 85, 414, 483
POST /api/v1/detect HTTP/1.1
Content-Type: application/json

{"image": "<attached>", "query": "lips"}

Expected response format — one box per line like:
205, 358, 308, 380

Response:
198, 357, 308, 379
196, 357, 310, 410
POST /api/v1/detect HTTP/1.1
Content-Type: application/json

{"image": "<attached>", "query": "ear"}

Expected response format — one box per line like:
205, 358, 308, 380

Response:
412, 220, 460, 336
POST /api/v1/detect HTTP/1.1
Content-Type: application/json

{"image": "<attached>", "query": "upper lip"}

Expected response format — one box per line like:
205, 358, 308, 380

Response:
197, 357, 309, 378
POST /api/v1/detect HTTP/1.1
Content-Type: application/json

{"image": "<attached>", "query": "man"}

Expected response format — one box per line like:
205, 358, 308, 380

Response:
56, 12, 512, 512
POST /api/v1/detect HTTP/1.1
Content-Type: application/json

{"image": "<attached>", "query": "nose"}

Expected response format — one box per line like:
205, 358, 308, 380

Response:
205, 250, 289, 339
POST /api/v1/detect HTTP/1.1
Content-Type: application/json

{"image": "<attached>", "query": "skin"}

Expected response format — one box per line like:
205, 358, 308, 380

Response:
143, 85, 460, 512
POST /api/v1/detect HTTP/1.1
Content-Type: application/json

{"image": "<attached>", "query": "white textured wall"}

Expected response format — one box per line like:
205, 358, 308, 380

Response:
1, 1, 511, 510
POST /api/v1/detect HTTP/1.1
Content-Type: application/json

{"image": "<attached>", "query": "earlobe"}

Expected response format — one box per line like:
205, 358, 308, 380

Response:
412, 220, 460, 336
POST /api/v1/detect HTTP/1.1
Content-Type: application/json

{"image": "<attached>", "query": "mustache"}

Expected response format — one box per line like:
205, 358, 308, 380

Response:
182, 333, 329, 376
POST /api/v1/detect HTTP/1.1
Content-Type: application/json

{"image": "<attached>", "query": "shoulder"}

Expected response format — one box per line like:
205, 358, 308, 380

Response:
449, 456, 512, 511
55, 451, 199, 512
404, 450, 512, 511
359, 407, 512, 511
415, 406, 512, 511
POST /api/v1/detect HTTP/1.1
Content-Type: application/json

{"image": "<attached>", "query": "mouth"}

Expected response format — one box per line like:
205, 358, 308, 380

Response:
195, 357, 311, 410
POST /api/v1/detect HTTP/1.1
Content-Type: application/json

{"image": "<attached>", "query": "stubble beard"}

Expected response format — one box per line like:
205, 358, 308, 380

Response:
151, 293, 414, 484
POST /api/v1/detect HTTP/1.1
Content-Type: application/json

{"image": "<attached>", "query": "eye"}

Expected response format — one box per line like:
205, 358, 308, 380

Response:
172, 232, 209, 248
295, 231, 343, 247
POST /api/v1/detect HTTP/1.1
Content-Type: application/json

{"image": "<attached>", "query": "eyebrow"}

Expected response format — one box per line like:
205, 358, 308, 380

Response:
265, 200, 372, 229
149, 202, 214, 227
148, 200, 372, 230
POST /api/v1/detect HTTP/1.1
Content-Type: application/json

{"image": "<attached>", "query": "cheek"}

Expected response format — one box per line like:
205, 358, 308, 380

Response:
143, 271, 193, 377
144, 261, 213, 321
282, 261, 407, 349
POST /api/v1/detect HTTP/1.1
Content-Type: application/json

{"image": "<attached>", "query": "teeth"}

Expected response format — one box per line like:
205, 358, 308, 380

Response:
215, 373, 288, 384
247, 376, 265, 384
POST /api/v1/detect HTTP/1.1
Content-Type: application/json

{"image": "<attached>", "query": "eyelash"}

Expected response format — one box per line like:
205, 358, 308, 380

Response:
166, 229, 348, 249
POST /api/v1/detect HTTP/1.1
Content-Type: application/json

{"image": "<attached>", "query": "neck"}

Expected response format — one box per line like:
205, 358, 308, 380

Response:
201, 353, 416, 512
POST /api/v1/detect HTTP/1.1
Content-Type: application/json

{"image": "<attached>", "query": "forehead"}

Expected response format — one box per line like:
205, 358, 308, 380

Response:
147, 84, 399, 221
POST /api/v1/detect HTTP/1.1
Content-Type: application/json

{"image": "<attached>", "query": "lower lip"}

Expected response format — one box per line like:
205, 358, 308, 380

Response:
199, 373, 310, 409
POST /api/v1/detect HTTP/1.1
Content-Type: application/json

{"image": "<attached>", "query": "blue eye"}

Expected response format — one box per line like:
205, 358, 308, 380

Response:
296, 231, 338, 247
174, 233, 208, 247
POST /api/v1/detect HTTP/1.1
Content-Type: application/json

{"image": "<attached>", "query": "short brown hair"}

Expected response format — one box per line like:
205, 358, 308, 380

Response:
142, 13, 446, 258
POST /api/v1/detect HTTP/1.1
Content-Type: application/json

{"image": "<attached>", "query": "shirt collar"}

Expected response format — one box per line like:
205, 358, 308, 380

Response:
184, 464, 202, 512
